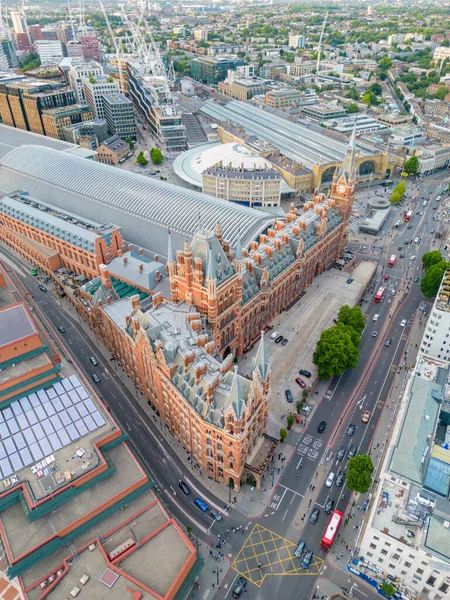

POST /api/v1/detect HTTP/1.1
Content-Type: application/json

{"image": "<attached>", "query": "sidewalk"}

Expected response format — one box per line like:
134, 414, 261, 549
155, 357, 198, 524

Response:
186, 539, 231, 600
325, 290, 428, 573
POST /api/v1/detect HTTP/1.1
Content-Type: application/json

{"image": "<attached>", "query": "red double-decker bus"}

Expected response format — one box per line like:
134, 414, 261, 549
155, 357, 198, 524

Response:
320, 510, 343, 552
388, 254, 396, 268
374, 287, 385, 303
404, 210, 413, 223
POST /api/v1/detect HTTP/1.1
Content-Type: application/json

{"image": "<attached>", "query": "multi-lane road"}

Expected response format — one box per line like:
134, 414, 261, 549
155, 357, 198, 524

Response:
0, 175, 447, 600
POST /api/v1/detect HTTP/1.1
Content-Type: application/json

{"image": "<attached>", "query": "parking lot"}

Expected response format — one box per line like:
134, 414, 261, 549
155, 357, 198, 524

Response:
241, 262, 377, 428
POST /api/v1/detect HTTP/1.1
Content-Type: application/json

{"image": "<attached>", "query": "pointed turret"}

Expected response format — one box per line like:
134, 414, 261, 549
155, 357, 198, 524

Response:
167, 229, 176, 264
229, 366, 245, 419
252, 330, 269, 381
206, 242, 216, 281
337, 121, 357, 183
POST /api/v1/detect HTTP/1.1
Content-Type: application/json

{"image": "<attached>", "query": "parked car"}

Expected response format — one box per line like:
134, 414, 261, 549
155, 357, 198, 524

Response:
270, 331, 279, 339
336, 446, 346, 461
57, 325, 65, 333
294, 540, 305, 558
324, 497, 334, 514
232, 577, 247, 598
194, 498, 208, 512
301, 550, 313, 569
317, 421, 327, 433
90, 356, 98, 366
281, 338, 289, 346
385, 338, 392, 347
335, 471, 345, 487
347, 423, 356, 436
325, 472, 335, 487
372, 314, 379, 322
348, 444, 357, 459
295, 377, 306, 388
275, 335, 284, 344
400, 319, 407, 327
309, 508, 319, 524
178, 481, 191, 495
92, 374, 100, 384
285, 389, 293, 403
210, 510, 222, 521
362, 410, 371, 423
299, 369, 311, 378
346, 278, 353, 284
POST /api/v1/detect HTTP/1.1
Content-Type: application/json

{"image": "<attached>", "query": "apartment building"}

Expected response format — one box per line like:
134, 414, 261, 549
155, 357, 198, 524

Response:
102, 93, 136, 139
68, 60, 103, 103
83, 74, 120, 119
265, 88, 304, 109
80, 35, 100, 61
35, 40, 64, 64
416, 145, 450, 176
288, 33, 305, 49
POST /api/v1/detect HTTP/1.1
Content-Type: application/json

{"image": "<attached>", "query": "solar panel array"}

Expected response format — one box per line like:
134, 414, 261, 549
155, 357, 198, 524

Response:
0, 375, 105, 479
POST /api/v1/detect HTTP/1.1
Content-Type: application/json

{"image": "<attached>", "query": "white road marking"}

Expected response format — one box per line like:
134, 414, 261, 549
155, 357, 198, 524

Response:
282, 509, 289, 521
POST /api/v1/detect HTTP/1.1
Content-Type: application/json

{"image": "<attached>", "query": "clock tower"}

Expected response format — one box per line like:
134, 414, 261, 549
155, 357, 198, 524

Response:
330, 123, 358, 224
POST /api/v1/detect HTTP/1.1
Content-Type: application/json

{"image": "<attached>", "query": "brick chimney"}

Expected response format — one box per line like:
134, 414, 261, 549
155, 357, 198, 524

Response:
138, 248, 144, 256
123, 256, 128, 266
130, 294, 140, 310
99, 264, 112, 290
152, 292, 163, 307
139, 263, 144, 273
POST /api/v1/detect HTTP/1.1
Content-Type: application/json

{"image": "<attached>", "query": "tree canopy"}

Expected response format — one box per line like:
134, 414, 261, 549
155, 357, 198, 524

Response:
346, 454, 374, 493
380, 582, 396, 598
420, 260, 450, 298
337, 305, 365, 335
136, 151, 148, 166
150, 148, 163, 165
422, 250, 443, 270
390, 180, 406, 204
403, 155, 419, 175
347, 103, 359, 113
313, 325, 360, 379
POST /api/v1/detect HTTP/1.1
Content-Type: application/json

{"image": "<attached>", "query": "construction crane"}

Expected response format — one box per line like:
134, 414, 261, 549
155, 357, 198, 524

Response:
316, 12, 328, 74
98, 0, 124, 93
66, 0, 76, 44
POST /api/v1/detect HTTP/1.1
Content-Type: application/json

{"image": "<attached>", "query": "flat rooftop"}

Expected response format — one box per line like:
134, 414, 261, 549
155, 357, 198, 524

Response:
26, 490, 196, 600
0, 351, 51, 386
0, 303, 36, 348
1, 442, 145, 561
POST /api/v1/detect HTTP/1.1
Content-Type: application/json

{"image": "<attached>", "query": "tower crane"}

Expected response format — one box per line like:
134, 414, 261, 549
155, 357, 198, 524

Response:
98, 0, 124, 93
316, 12, 328, 74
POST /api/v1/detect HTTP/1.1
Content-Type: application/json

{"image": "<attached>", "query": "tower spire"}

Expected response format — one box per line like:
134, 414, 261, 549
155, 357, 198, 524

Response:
235, 230, 243, 261
206, 242, 216, 280
252, 330, 269, 381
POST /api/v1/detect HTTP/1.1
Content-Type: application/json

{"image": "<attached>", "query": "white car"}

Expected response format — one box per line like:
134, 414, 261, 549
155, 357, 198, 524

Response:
325, 472, 335, 487
400, 319, 407, 327
372, 314, 379, 322
410, 255, 416, 260
414, 238, 419, 243
270, 331, 280, 339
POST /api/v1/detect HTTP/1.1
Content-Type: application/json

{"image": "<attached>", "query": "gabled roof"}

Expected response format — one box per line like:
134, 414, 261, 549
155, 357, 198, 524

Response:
252, 331, 269, 381
190, 229, 233, 284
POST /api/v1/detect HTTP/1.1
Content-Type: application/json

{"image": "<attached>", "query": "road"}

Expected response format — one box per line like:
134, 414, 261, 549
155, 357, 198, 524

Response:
0, 175, 447, 600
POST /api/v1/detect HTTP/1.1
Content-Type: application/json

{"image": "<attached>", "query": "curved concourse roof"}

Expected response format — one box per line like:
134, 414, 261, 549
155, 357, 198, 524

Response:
0, 145, 275, 258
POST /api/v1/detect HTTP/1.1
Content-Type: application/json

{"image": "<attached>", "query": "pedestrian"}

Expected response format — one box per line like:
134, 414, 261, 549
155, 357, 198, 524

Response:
346, 545, 349, 550
212, 583, 215, 589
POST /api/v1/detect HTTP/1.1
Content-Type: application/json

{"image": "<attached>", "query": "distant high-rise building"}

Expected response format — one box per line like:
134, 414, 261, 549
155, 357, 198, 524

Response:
67, 41, 83, 58
193, 28, 208, 42
80, 36, 100, 62
28, 24, 43, 43
35, 40, 64, 64
0, 40, 18, 69
288, 33, 305, 49
14, 32, 32, 53
41, 27, 59, 41
10, 10, 27, 35
102, 93, 136, 139
82, 74, 119, 119
68, 59, 103, 103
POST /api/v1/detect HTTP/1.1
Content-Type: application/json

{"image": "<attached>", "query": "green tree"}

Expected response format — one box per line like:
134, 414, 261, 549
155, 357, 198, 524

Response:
150, 147, 164, 165
337, 305, 365, 335
296, 400, 302, 414
346, 454, 374, 493
389, 180, 406, 204
313, 326, 360, 380
124, 137, 135, 150
287, 414, 295, 430
420, 261, 450, 298
280, 428, 288, 442
345, 89, 359, 101
434, 87, 450, 100
422, 250, 442, 270
368, 82, 382, 96
403, 155, 419, 175
380, 582, 396, 598
136, 151, 148, 166
361, 92, 378, 105
347, 103, 359, 113
442, 39, 450, 47
378, 55, 393, 70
